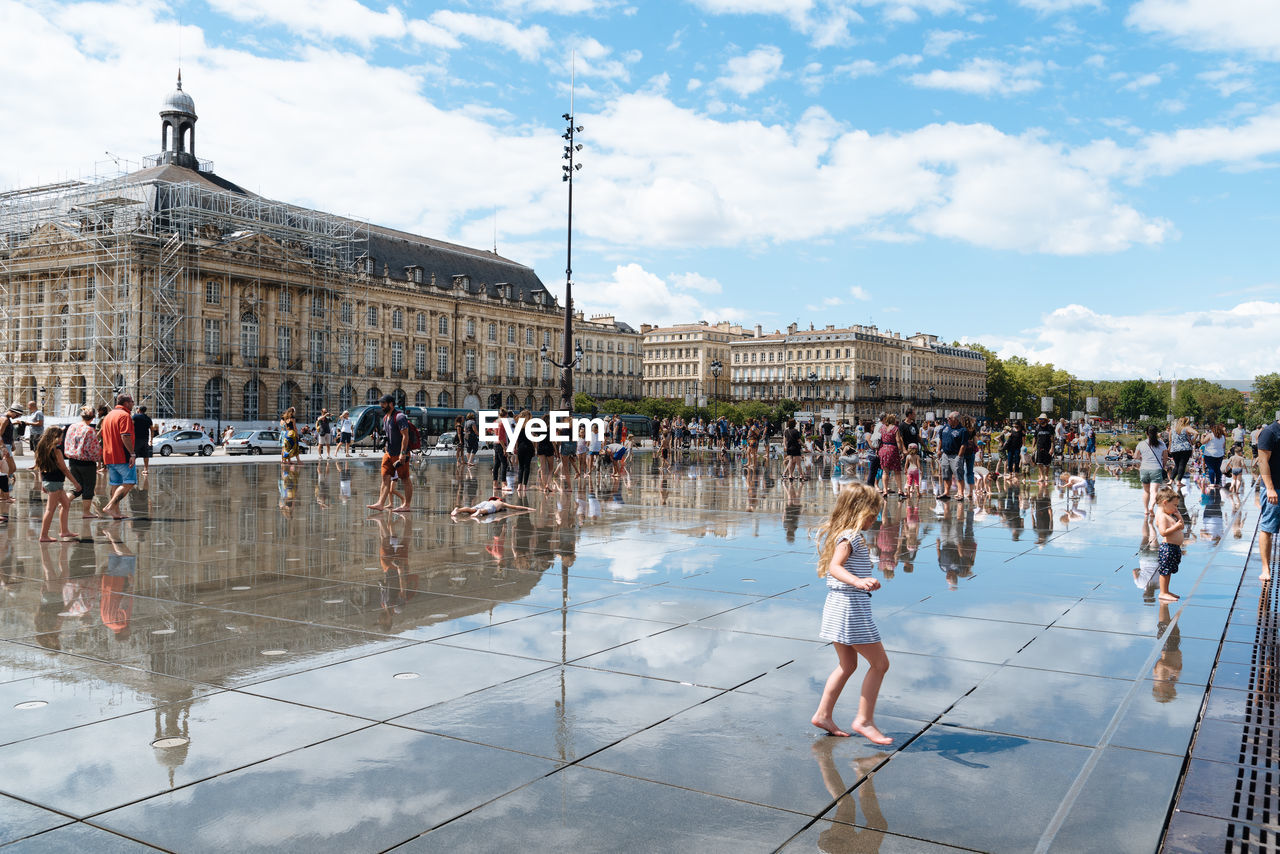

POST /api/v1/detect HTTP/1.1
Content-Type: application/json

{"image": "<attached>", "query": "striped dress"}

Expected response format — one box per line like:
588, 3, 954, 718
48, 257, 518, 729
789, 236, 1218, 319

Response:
819, 530, 881, 645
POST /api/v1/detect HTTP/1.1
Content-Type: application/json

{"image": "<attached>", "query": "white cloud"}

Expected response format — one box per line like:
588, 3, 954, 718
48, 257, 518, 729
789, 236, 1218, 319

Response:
1121, 71, 1163, 91
850, 285, 871, 300
983, 301, 1280, 380
907, 58, 1045, 96
11, 0, 1280, 271
671, 272, 724, 293
1198, 60, 1254, 96
835, 58, 880, 77
1128, 0, 1280, 61
716, 45, 785, 96
495, 0, 614, 13
428, 11, 550, 61
576, 264, 744, 327
923, 29, 975, 57
1076, 103, 1280, 179
1016, 0, 1102, 12
858, 0, 969, 24
205, 0, 552, 59
206, 0, 409, 45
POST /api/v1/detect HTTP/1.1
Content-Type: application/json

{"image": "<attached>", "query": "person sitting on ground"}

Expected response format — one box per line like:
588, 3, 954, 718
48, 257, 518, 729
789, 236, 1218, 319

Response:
451, 495, 530, 518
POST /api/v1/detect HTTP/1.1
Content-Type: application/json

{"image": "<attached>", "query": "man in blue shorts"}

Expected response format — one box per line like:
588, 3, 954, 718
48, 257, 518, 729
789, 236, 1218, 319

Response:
99, 394, 137, 520
1258, 419, 1280, 583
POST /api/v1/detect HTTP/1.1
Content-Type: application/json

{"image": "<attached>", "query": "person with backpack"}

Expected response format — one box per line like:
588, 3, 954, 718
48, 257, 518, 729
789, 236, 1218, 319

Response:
367, 394, 415, 513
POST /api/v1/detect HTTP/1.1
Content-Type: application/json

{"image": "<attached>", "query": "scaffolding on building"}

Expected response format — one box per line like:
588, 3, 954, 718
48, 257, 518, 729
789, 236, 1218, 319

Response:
0, 161, 367, 421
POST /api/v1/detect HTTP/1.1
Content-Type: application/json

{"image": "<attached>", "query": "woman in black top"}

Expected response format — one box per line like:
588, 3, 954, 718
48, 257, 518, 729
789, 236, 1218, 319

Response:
536, 430, 556, 492
783, 419, 804, 481
514, 411, 536, 493
35, 427, 79, 542
1003, 421, 1025, 476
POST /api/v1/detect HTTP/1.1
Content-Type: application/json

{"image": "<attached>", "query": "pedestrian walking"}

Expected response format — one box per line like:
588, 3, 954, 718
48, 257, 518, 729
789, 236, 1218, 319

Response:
99, 394, 136, 520
64, 406, 103, 519
811, 483, 893, 745
34, 427, 79, 542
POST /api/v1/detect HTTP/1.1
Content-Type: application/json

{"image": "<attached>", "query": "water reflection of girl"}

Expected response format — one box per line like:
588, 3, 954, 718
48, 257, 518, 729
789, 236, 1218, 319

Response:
810, 740, 888, 853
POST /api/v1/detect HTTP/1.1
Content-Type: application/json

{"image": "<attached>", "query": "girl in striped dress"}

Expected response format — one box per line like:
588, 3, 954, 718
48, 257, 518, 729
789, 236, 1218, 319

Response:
811, 483, 893, 744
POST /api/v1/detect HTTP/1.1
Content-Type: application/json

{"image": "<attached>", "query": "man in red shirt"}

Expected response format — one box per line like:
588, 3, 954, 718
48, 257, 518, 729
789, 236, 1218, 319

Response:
100, 393, 136, 519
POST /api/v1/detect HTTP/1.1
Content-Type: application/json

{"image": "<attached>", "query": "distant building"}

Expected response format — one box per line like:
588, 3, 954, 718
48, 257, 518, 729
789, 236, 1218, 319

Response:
729, 322, 986, 420
0, 74, 638, 420
640, 321, 750, 403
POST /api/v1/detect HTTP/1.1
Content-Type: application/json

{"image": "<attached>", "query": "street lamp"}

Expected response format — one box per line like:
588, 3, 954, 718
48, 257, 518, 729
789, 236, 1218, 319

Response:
557, 103, 585, 412
710, 359, 722, 422
807, 370, 819, 414
542, 341, 584, 404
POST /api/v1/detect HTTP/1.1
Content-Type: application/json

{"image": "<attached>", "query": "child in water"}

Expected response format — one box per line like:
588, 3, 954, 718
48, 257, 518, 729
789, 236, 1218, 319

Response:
904, 444, 922, 498
1153, 485, 1185, 603
451, 496, 530, 518
811, 483, 893, 744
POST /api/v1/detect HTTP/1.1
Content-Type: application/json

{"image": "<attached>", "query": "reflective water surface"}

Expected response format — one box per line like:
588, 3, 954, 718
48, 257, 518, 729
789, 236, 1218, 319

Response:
0, 455, 1257, 851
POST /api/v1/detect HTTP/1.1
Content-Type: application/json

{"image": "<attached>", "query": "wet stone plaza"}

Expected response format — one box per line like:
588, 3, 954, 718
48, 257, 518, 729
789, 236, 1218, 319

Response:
0, 453, 1268, 852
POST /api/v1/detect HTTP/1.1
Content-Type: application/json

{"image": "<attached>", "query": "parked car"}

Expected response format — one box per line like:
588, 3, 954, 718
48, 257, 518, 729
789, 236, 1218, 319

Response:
224, 429, 282, 455
153, 429, 215, 457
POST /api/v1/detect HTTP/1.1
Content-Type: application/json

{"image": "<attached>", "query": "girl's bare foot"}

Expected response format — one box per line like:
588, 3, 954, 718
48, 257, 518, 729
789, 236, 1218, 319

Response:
1261, 571, 1272, 582
850, 720, 893, 745
1158, 592, 1179, 602
811, 714, 850, 737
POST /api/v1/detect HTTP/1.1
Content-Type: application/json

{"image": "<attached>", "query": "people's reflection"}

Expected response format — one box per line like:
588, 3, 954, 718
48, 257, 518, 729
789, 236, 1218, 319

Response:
783, 481, 802, 544
278, 466, 299, 520
1152, 603, 1183, 703
338, 460, 352, 504
1134, 517, 1159, 602
1199, 488, 1224, 546
373, 514, 414, 631
936, 501, 965, 590
34, 541, 68, 650
1000, 483, 1025, 541
875, 503, 900, 579
1031, 488, 1053, 546
810, 739, 889, 853
100, 524, 135, 642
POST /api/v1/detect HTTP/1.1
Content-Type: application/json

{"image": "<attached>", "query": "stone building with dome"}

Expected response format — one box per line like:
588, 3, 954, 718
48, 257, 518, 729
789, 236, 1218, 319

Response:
0, 75, 643, 423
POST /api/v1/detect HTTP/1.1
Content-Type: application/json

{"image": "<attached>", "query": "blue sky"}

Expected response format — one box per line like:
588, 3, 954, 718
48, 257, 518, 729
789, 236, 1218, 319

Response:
2, 0, 1277, 379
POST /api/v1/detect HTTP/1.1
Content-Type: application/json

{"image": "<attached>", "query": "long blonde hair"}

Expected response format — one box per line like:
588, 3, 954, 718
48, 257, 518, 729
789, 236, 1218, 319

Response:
814, 483, 883, 577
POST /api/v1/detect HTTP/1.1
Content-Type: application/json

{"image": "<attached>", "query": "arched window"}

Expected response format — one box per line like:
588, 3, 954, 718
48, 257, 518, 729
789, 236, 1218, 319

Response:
57, 306, 68, 350
414, 389, 427, 407
487, 393, 501, 408
437, 391, 451, 407
339, 383, 354, 412
438, 316, 448, 336
524, 395, 533, 410
204, 377, 224, 420
240, 313, 259, 360
505, 394, 517, 408
277, 381, 300, 415
307, 381, 325, 421
392, 388, 407, 407
541, 394, 552, 410
366, 386, 382, 405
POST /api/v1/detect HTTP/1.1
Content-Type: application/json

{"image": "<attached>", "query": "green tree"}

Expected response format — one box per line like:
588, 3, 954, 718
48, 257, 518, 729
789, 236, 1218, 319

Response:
1116, 380, 1163, 421
1250, 373, 1280, 425
573, 392, 596, 413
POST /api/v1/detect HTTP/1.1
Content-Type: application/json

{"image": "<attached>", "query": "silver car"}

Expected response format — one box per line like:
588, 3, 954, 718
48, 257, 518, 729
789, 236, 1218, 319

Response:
224, 429, 282, 455
153, 429, 215, 457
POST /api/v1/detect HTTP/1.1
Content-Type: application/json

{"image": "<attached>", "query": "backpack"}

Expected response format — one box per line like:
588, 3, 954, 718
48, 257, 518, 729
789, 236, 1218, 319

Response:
406, 420, 422, 452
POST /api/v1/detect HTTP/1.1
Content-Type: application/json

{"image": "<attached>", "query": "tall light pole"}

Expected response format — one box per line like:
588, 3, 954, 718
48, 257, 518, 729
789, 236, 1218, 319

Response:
710, 359, 722, 422
557, 85, 583, 412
